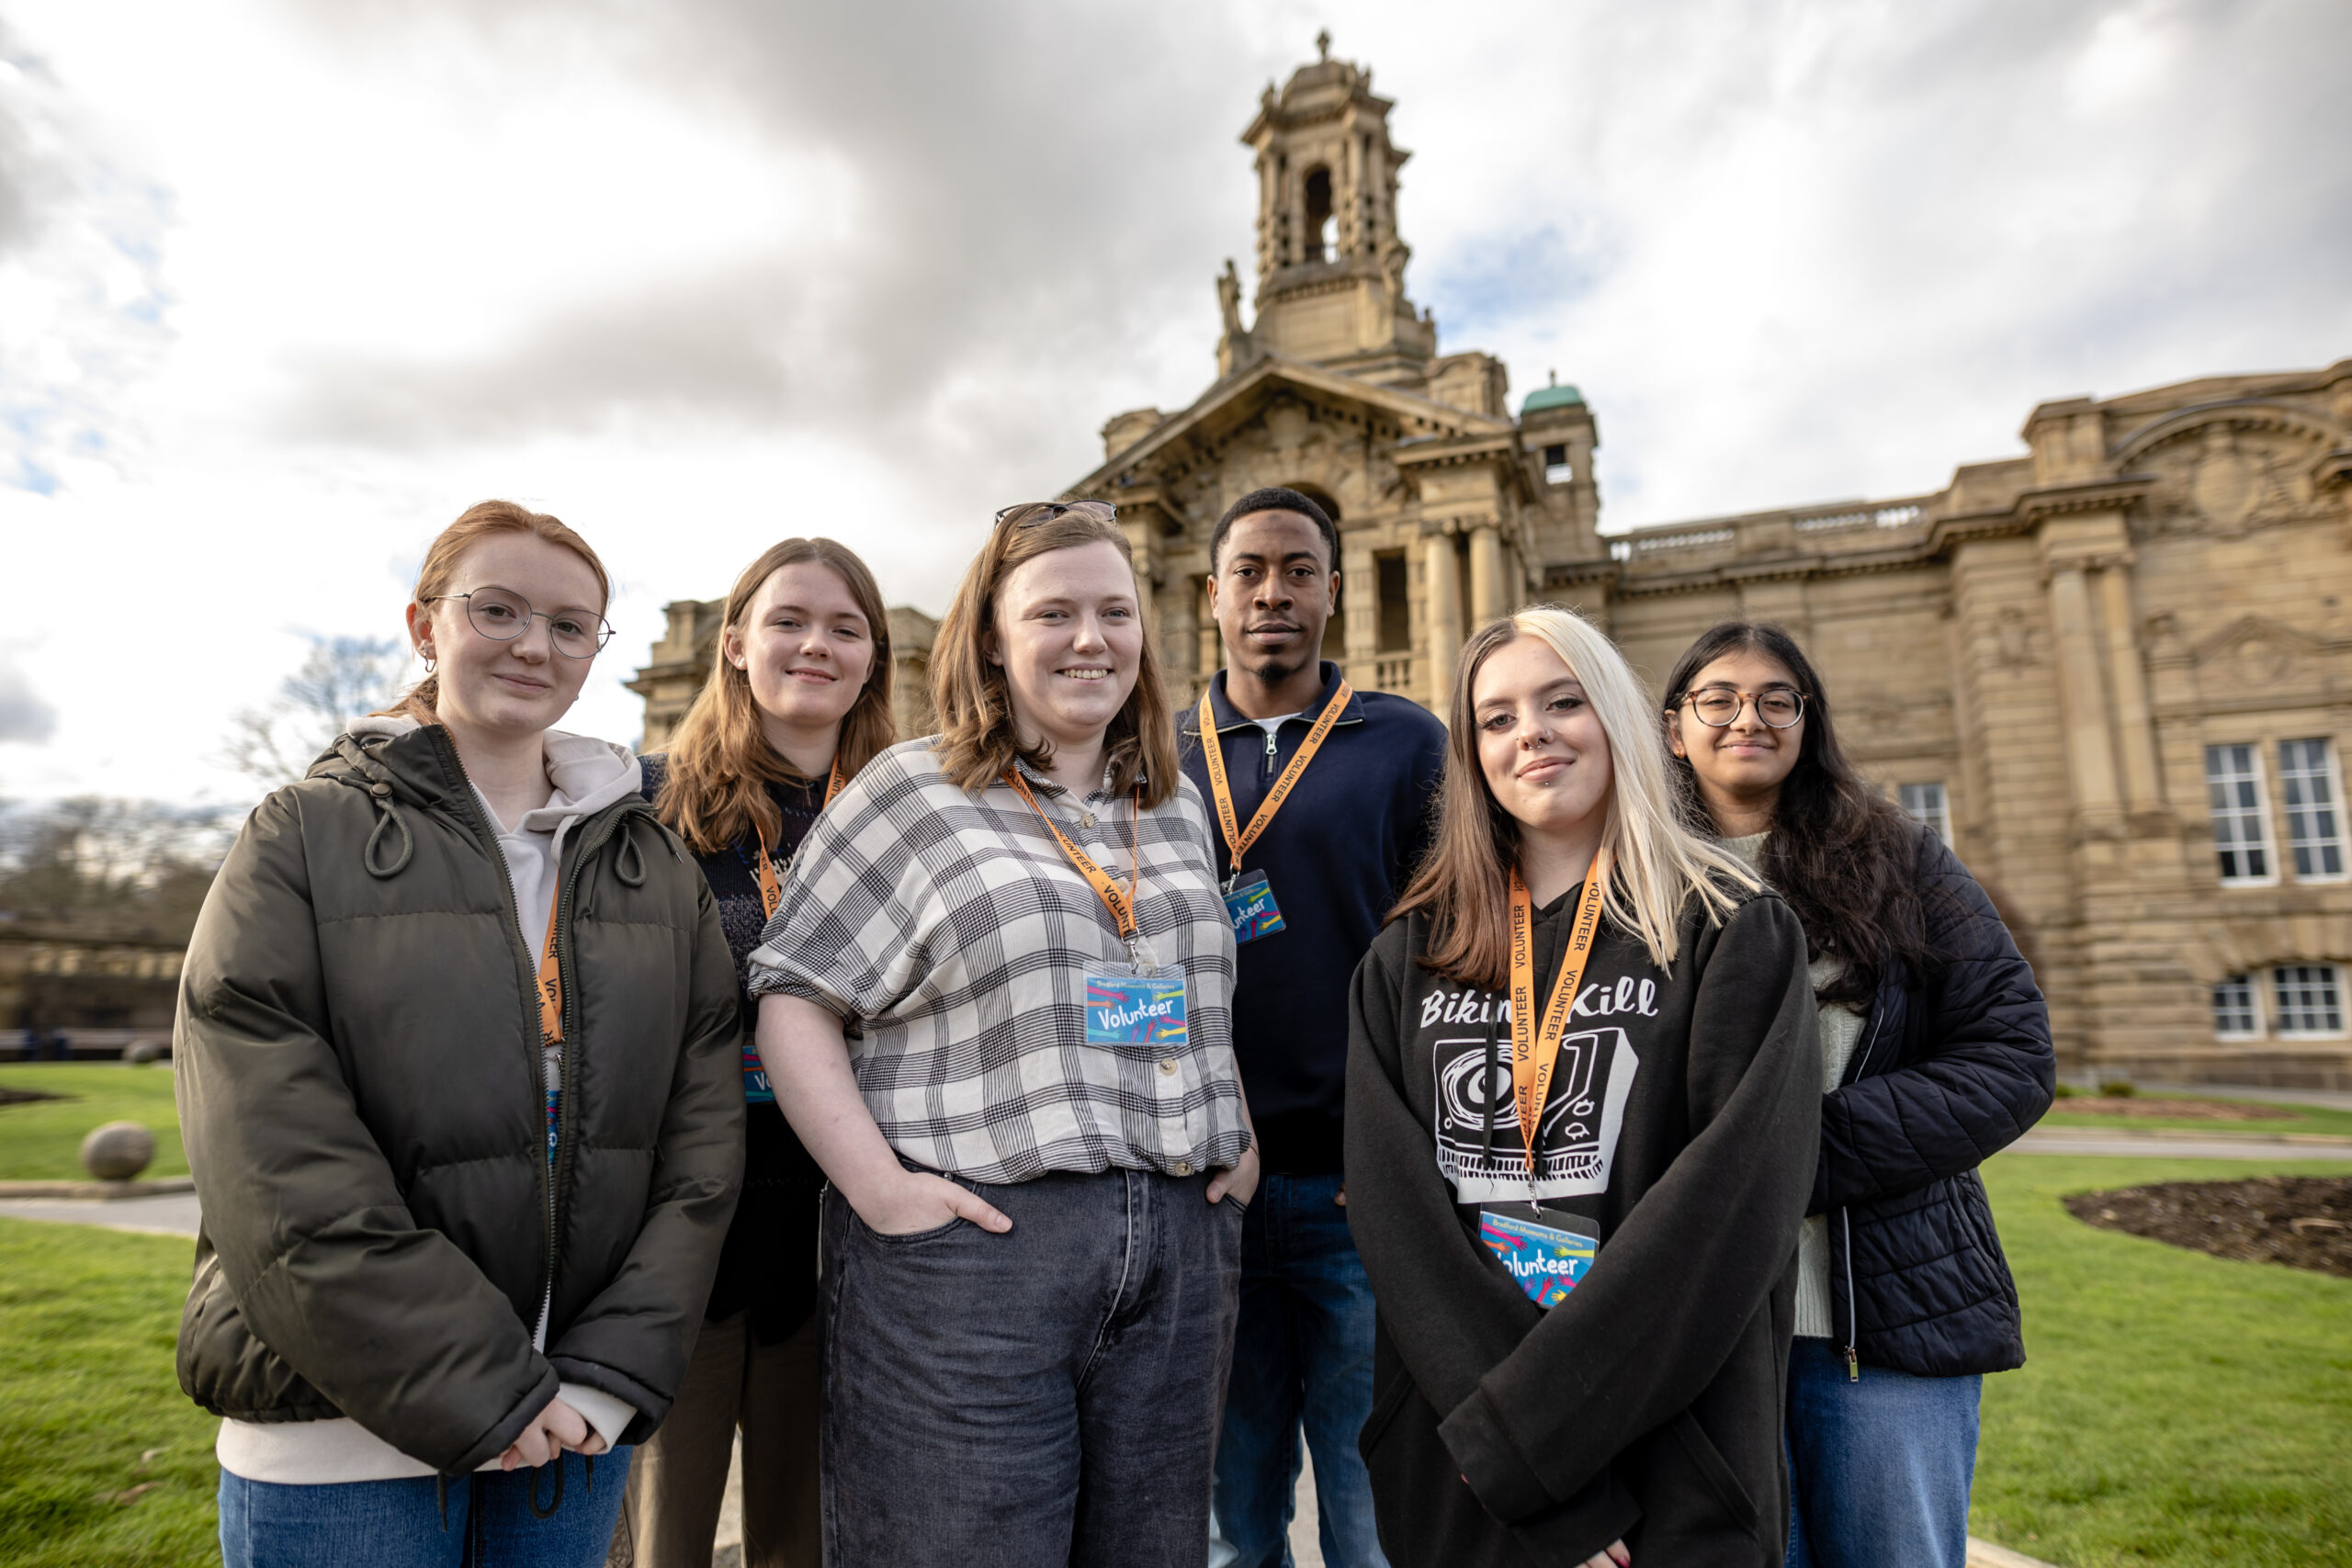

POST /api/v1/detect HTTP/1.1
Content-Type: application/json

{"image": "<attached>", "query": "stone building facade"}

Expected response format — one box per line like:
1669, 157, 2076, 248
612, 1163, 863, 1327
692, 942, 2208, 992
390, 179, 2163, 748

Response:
634, 41, 2352, 1087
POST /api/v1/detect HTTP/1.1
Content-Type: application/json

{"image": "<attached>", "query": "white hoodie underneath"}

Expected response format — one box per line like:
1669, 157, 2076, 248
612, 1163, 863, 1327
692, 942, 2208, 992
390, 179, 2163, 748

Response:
216, 722, 644, 1484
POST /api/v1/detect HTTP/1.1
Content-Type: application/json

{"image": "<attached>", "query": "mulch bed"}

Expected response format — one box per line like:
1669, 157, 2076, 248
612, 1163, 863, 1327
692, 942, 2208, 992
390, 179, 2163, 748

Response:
2054, 1096, 2298, 1121
0, 1087, 62, 1107
2065, 1177, 2352, 1278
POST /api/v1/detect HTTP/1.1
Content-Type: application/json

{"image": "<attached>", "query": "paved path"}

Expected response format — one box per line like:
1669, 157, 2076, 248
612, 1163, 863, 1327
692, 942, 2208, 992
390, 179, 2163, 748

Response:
0, 1192, 202, 1236
2133, 1080, 2352, 1111
2010, 1128, 2352, 1159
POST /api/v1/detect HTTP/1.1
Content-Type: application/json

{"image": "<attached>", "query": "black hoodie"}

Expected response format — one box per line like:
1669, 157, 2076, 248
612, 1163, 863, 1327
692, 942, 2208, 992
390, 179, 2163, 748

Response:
1345, 879, 1819, 1567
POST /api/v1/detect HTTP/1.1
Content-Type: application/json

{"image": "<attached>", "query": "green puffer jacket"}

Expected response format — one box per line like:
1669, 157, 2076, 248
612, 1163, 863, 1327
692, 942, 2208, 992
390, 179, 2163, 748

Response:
174, 723, 744, 1475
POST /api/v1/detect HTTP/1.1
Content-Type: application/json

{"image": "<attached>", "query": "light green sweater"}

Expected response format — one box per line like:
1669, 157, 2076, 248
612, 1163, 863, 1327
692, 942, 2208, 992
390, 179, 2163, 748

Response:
1722, 831, 1860, 1340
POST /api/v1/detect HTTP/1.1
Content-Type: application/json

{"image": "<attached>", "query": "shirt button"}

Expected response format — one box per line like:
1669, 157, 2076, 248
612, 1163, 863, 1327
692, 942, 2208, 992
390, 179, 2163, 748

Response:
1079, 812, 1097, 829
1172, 1161, 1193, 1178
1159, 1058, 1178, 1076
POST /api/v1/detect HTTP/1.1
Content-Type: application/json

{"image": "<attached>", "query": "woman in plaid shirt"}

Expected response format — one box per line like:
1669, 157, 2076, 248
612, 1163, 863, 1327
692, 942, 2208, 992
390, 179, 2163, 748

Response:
746, 502, 1259, 1567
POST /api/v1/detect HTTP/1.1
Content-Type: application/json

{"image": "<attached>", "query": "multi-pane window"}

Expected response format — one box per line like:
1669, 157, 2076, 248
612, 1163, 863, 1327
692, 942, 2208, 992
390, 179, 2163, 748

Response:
1900, 782, 1951, 844
2211, 974, 2260, 1039
2273, 964, 2345, 1036
2277, 739, 2346, 881
2205, 744, 2274, 883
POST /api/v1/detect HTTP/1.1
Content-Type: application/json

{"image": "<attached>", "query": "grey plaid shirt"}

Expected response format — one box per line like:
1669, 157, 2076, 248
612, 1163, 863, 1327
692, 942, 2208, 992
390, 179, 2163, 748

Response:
744, 738, 1249, 1185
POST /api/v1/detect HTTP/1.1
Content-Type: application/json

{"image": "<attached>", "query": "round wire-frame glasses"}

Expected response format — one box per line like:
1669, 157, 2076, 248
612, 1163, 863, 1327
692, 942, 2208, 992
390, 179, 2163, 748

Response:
1681, 687, 1807, 729
424, 591, 615, 660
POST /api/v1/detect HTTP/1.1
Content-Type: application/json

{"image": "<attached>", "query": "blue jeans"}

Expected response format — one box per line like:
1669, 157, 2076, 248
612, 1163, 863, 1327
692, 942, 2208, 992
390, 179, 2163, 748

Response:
1209, 1172, 1388, 1568
219, 1449, 631, 1568
1785, 1337, 1980, 1568
820, 1168, 1242, 1568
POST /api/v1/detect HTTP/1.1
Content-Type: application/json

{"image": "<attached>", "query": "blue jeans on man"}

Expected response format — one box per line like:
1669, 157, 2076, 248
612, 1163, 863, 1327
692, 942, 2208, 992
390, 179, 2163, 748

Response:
1210, 1171, 1389, 1568
1785, 1337, 1982, 1568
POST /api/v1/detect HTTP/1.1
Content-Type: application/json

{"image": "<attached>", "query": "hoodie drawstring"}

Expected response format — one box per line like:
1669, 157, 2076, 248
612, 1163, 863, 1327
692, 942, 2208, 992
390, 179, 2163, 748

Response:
615, 817, 648, 887
333, 737, 414, 879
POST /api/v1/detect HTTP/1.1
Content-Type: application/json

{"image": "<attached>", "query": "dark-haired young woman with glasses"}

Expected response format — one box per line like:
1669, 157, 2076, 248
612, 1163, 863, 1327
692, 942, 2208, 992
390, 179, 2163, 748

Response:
1661, 622, 2054, 1568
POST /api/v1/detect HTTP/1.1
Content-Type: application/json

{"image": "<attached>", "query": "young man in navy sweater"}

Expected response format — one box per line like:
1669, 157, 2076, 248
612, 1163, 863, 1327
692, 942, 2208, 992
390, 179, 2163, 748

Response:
1182, 487, 1446, 1568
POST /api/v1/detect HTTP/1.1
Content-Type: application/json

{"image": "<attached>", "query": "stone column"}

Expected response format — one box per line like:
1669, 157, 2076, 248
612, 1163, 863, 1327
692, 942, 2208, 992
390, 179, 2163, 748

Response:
2046, 563, 2121, 819
2097, 564, 2164, 811
1468, 523, 1506, 628
1425, 527, 1464, 706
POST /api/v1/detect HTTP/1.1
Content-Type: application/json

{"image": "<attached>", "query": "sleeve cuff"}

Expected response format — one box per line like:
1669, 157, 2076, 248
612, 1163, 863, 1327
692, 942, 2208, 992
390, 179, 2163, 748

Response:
558, 1382, 637, 1452
1439, 1384, 1554, 1522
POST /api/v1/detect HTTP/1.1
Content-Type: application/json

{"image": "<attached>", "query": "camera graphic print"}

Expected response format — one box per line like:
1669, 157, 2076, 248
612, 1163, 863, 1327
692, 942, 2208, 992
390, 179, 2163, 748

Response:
1430, 1021, 1640, 1205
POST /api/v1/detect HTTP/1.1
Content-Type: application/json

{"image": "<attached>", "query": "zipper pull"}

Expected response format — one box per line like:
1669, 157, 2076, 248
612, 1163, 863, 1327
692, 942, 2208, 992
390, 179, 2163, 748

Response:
1844, 1345, 1860, 1382
1263, 728, 1279, 776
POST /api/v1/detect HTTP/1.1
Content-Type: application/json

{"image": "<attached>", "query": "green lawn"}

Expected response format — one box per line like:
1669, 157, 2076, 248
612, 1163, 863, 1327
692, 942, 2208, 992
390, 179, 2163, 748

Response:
1972, 1154, 2352, 1566
0, 1218, 216, 1568
2039, 1098, 2352, 1139
3, 1136, 2348, 1565
0, 1064, 187, 1182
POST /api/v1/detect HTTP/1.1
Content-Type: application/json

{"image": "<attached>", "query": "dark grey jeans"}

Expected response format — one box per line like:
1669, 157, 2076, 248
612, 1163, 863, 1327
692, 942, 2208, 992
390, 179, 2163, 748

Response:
819, 1167, 1244, 1568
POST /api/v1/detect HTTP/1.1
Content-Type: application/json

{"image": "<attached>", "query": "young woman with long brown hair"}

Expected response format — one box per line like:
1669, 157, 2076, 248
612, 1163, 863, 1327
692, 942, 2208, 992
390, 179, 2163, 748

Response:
1345, 604, 1819, 1568
744, 502, 1257, 1567
176, 501, 742, 1568
610, 538, 895, 1568
1660, 622, 2052, 1568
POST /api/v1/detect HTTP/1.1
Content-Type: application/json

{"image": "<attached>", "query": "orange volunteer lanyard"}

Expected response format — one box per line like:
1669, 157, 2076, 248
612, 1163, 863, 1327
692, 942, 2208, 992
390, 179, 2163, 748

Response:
542, 755, 848, 1043
1195, 682, 1351, 880
749, 758, 847, 920
1004, 770, 1143, 951
1505, 849, 1612, 1179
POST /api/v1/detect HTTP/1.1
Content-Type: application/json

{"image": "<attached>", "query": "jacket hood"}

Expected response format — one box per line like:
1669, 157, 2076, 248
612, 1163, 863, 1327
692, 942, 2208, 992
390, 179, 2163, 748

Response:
313, 718, 647, 877
328, 718, 641, 818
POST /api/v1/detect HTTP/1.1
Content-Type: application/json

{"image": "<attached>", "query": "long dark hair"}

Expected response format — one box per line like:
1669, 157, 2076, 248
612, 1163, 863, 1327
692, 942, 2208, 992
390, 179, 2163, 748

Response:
1661, 622, 1931, 1007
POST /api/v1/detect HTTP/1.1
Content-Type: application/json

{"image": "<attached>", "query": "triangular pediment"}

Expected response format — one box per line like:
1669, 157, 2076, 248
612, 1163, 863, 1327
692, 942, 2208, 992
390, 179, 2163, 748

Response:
1062, 355, 1513, 499
2192, 615, 2324, 665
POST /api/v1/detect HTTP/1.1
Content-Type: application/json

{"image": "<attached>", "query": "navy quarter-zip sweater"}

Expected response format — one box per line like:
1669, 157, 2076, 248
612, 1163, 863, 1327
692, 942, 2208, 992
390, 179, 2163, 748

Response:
1179, 660, 1447, 1174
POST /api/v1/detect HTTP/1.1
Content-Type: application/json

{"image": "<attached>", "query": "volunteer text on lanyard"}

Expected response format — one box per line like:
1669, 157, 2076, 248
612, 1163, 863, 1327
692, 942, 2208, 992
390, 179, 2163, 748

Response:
1476, 850, 1612, 1310
694, 758, 846, 1104
1005, 770, 1188, 1050
1194, 681, 1351, 942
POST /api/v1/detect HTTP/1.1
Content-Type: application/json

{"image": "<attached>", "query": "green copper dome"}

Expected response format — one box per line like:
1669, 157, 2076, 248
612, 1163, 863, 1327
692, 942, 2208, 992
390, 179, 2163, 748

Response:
1521, 381, 1585, 415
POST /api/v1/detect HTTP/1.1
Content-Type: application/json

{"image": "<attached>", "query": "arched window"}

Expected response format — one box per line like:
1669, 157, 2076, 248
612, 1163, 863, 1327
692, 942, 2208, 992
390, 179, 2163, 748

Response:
1304, 166, 1334, 262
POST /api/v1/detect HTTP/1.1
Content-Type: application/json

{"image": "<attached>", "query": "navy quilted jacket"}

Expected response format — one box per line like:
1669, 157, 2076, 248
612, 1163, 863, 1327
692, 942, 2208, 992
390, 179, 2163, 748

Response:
1815, 824, 2054, 1378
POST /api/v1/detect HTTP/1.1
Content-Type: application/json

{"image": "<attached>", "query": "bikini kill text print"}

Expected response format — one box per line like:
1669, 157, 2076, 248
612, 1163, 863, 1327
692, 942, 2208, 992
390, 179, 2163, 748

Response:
1424, 983, 1649, 1204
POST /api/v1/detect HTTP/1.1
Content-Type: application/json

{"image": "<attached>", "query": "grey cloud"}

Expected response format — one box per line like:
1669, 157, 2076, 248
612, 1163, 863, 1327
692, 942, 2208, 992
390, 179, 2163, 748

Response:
274, 0, 1291, 511
0, 656, 57, 743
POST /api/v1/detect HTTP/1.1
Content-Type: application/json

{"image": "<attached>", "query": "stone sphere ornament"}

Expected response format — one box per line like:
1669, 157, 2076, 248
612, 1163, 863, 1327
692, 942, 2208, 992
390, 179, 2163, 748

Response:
80, 1122, 155, 1182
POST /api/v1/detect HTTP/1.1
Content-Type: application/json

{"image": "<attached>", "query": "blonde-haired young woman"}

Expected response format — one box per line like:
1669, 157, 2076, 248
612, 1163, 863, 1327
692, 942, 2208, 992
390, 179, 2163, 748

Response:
1345, 604, 1819, 1568
744, 501, 1256, 1568
611, 538, 895, 1568
176, 501, 742, 1568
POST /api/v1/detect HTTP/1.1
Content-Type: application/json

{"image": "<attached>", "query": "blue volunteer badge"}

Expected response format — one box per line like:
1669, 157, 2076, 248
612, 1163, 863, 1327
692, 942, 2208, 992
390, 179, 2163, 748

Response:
1223, 870, 1286, 943
742, 1039, 775, 1105
1478, 1209, 1597, 1309
1085, 970, 1188, 1047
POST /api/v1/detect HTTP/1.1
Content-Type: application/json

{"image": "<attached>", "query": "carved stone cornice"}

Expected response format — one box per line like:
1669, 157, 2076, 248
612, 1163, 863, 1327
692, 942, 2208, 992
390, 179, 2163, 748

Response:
2013, 476, 2156, 528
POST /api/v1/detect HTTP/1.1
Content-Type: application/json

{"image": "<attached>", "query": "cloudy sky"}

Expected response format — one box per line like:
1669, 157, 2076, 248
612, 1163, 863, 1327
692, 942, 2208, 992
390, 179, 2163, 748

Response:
2, 0, 2346, 804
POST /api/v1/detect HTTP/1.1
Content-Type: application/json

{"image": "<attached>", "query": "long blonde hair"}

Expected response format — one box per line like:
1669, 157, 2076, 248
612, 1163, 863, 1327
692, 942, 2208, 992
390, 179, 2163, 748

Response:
653, 538, 896, 855
379, 500, 612, 726
1392, 604, 1758, 986
929, 505, 1179, 808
